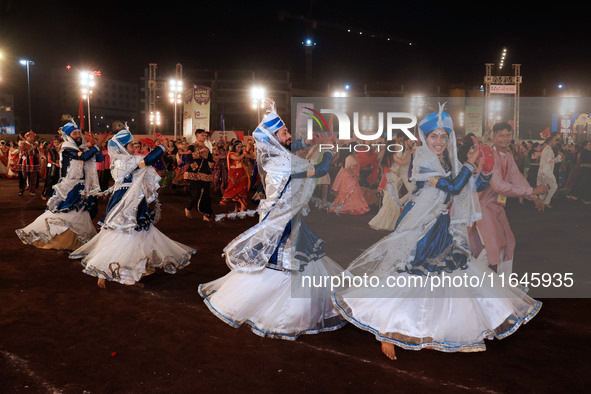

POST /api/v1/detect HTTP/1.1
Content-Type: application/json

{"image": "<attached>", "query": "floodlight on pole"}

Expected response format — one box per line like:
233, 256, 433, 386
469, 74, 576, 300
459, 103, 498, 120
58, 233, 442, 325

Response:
80, 71, 95, 132
150, 111, 161, 128
19, 59, 35, 130
499, 48, 507, 70
250, 86, 266, 123
168, 79, 183, 139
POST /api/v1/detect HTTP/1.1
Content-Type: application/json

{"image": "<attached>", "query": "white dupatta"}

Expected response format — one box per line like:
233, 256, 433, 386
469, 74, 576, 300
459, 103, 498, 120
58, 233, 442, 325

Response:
222, 104, 315, 273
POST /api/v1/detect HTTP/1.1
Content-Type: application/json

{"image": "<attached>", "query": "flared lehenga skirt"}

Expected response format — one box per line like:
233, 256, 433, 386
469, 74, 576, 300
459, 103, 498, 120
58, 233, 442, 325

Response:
70, 226, 195, 285
332, 259, 541, 353
16, 209, 97, 250
199, 256, 346, 340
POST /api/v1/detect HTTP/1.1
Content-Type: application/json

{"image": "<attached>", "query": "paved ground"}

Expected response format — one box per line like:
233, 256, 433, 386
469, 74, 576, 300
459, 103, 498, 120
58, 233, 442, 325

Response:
1, 178, 590, 393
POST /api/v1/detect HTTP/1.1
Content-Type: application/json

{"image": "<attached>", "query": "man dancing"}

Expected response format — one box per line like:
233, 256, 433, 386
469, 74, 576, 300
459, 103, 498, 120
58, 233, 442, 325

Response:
537, 133, 563, 208
199, 100, 346, 340
469, 122, 548, 275
184, 129, 214, 221
16, 117, 109, 250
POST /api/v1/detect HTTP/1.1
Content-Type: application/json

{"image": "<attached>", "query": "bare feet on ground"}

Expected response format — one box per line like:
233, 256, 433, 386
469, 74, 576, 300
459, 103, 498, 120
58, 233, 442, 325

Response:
381, 342, 397, 360
125, 282, 145, 288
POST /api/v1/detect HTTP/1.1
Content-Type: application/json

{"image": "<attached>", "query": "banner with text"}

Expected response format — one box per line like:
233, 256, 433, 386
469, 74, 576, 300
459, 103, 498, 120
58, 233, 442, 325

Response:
183, 85, 211, 140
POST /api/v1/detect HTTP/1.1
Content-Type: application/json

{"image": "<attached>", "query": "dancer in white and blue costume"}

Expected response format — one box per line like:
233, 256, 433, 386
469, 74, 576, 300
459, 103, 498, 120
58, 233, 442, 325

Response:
199, 101, 346, 340
16, 118, 107, 250
70, 129, 196, 288
332, 105, 541, 360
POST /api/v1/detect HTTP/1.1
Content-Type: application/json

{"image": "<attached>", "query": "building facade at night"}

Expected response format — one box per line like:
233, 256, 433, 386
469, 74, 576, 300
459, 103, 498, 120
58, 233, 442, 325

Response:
140, 67, 292, 135
49, 68, 140, 132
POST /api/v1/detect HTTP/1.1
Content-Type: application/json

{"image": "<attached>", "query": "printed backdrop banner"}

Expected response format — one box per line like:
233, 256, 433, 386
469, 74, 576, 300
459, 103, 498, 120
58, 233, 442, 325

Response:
490, 85, 516, 94
560, 115, 572, 134
465, 105, 483, 137
183, 85, 211, 140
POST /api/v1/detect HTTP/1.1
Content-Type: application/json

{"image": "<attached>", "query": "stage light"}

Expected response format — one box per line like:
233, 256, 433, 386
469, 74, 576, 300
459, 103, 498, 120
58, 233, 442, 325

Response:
168, 78, 183, 138
250, 86, 266, 123
79, 70, 96, 131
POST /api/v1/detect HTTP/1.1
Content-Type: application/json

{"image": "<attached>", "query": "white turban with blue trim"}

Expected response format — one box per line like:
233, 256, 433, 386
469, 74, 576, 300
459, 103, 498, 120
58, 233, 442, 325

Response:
108, 128, 133, 151
61, 120, 80, 136
253, 106, 286, 145
107, 126, 143, 180
251, 100, 309, 176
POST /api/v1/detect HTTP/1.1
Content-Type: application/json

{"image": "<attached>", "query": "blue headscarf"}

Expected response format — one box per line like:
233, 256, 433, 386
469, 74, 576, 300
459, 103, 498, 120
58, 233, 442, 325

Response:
418, 103, 453, 135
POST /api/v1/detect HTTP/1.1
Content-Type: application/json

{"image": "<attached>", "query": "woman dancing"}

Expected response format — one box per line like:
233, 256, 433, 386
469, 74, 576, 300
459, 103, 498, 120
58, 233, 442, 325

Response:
70, 129, 195, 288
221, 140, 250, 212
332, 105, 541, 360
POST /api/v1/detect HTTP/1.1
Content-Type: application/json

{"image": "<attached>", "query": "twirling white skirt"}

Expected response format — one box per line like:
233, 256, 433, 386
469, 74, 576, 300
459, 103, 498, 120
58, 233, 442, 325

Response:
199, 256, 346, 340
70, 226, 195, 285
16, 209, 97, 250
332, 258, 541, 352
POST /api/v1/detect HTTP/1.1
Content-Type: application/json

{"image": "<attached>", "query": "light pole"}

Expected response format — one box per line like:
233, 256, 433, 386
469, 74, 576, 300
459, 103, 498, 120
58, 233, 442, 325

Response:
80, 71, 95, 132
250, 86, 266, 124
19, 59, 34, 130
168, 79, 182, 140
302, 38, 316, 82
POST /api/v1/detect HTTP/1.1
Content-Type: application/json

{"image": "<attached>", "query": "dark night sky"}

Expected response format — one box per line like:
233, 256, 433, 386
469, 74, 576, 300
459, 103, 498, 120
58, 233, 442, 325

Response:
1, 0, 589, 130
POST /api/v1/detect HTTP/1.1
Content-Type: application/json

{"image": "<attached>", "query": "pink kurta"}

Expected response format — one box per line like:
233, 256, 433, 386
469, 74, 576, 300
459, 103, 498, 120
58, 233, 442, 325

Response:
469, 147, 533, 266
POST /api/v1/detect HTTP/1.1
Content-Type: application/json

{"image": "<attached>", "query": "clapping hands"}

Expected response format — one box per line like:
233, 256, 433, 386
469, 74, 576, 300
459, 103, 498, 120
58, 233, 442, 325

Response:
84, 131, 112, 147
83, 131, 96, 146
469, 136, 494, 173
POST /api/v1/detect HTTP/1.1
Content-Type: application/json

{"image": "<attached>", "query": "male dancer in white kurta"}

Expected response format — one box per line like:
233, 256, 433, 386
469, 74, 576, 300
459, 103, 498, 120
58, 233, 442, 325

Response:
199, 101, 345, 340
537, 134, 563, 208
